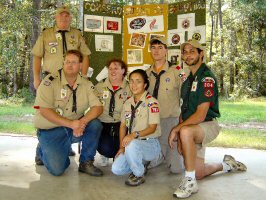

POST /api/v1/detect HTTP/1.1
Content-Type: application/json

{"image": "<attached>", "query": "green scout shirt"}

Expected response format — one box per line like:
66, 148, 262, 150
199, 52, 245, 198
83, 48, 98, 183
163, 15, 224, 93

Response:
181, 63, 220, 121
31, 26, 91, 75
146, 61, 189, 119
121, 91, 161, 139
94, 78, 131, 123
34, 70, 101, 129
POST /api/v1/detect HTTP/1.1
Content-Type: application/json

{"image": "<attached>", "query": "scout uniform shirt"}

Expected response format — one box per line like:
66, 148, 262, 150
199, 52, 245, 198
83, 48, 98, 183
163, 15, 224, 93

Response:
121, 91, 161, 139
31, 26, 91, 75
146, 61, 188, 119
34, 70, 101, 129
181, 63, 221, 121
94, 78, 131, 123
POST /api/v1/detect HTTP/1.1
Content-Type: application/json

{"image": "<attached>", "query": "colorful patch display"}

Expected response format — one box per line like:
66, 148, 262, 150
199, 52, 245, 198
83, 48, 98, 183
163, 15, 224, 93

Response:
107, 21, 119, 31
129, 18, 146, 30
192, 32, 201, 41
171, 34, 180, 44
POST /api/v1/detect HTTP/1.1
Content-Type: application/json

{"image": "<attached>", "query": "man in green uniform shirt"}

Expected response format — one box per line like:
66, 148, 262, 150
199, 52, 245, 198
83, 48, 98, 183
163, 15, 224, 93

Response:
169, 39, 247, 198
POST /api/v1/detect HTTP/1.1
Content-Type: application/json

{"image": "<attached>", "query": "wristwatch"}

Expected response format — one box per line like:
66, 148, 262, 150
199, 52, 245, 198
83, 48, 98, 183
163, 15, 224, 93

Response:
135, 131, 140, 139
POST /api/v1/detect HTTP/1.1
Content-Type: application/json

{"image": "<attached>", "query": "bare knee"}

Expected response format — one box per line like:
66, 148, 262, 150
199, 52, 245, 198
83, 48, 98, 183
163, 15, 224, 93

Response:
179, 126, 194, 142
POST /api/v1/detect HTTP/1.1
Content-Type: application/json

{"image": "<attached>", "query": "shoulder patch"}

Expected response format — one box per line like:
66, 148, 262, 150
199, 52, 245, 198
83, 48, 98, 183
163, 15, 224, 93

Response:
147, 95, 152, 99
201, 77, 215, 83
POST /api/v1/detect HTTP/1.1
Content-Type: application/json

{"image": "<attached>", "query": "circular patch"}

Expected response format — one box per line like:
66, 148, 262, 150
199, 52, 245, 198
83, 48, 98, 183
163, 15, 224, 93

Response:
171, 34, 180, 44
182, 19, 190, 29
192, 33, 201, 41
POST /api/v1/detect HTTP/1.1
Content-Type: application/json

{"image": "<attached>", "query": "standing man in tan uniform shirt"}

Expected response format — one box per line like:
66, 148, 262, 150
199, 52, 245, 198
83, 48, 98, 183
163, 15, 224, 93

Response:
146, 37, 188, 173
32, 6, 91, 157
31, 6, 91, 89
34, 50, 103, 176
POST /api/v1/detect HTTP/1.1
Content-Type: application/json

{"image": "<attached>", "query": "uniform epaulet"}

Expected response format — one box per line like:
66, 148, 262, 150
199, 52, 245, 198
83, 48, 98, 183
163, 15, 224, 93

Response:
42, 28, 46, 31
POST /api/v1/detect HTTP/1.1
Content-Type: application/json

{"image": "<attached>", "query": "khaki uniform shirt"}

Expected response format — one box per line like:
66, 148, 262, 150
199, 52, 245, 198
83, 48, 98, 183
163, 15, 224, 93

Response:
31, 26, 91, 75
146, 61, 188, 119
34, 70, 101, 129
121, 91, 161, 139
94, 78, 131, 123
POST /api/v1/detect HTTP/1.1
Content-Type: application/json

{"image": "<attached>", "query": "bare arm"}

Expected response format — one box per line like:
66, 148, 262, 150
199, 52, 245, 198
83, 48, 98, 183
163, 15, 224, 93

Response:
39, 108, 83, 130
80, 105, 103, 124
122, 124, 158, 147
169, 102, 210, 148
81, 55, 89, 76
33, 56, 42, 89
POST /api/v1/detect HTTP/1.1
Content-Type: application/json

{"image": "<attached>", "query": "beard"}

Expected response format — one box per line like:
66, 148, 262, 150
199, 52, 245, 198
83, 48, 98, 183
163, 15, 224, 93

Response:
184, 55, 201, 66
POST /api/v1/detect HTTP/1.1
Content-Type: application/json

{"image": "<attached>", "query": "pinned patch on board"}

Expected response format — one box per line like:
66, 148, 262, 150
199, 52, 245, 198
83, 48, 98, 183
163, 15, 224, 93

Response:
204, 89, 214, 98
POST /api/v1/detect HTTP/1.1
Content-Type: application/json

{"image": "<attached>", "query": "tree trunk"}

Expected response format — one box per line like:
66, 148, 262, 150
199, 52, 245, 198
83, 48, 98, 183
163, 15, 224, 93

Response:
218, 0, 225, 96
30, 0, 41, 93
209, 0, 214, 61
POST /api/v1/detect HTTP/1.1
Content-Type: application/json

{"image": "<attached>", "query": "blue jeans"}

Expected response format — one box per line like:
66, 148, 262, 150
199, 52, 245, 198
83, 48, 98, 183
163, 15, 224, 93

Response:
36, 119, 102, 176
112, 138, 161, 177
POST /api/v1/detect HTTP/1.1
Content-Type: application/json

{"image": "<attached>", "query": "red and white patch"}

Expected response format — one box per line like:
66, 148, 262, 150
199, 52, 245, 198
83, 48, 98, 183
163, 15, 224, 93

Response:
151, 107, 160, 113
202, 77, 215, 83
204, 89, 214, 98
204, 82, 214, 88
147, 95, 152, 99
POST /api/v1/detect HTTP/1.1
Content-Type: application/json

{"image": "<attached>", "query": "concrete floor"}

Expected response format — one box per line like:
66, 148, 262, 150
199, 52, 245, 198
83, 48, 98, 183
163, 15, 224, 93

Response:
0, 134, 266, 200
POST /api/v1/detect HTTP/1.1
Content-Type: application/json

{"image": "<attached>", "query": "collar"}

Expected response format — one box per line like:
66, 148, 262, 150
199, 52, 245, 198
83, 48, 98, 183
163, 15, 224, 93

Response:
193, 63, 207, 79
128, 91, 148, 106
61, 70, 82, 90
54, 25, 71, 32
151, 61, 169, 73
104, 78, 127, 91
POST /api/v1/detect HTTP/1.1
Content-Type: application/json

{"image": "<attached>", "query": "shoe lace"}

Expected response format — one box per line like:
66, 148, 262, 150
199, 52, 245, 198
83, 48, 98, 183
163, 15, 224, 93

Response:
179, 177, 192, 191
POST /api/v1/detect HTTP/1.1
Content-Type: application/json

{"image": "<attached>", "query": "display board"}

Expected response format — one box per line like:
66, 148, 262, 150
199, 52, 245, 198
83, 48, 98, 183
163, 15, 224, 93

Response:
83, 0, 206, 80
123, 4, 168, 69
83, 2, 123, 83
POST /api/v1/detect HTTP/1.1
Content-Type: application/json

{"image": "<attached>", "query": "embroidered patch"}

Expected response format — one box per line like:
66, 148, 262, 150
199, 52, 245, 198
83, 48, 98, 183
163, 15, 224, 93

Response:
204, 89, 214, 98
151, 107, 160, 113
204, 82, 214, 88
43, 80, 51, 86
176, 65, 182, 70
202, 77, 215, 83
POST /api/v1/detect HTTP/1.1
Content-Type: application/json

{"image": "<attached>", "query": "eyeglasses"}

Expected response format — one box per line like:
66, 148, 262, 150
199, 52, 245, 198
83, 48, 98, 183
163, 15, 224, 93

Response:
64, 60, 80, 65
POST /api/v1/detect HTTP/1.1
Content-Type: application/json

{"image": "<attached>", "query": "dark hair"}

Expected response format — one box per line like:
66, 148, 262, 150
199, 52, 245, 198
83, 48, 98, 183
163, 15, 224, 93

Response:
107, 58, 128, 77
129, 69, 150, 90
150, 39, 167, 49
65, 50, 83, 62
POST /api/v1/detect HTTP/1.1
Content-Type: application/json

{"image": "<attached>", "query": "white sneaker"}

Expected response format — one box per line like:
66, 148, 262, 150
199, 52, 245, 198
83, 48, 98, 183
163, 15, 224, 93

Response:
173, 177, 198, 198
223, 155, 247, 172
98, 155, 109, 167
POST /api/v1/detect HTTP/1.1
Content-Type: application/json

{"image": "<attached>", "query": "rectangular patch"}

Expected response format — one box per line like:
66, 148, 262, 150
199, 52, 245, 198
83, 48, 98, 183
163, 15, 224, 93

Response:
204, 82, 214, 88
151, 107, 160, 113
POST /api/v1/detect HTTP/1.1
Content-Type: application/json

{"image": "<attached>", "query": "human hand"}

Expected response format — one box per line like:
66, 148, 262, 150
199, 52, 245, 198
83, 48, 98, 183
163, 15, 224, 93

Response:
122, 134, 135, 147
71, 120, 86, 137
114, 148, 125, 159
168, 126, 180, 149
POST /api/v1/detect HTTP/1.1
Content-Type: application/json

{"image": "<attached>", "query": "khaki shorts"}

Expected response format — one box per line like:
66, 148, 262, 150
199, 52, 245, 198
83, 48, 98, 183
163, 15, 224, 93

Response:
197, 120, 221, 158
